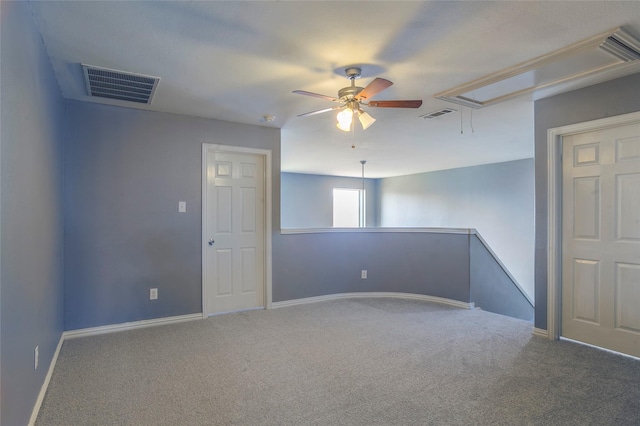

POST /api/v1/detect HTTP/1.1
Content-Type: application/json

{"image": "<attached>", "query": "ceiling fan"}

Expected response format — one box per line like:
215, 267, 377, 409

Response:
293, 67, 423, 131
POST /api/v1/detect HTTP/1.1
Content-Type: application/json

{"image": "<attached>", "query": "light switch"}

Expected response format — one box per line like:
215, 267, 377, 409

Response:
178, 201, 187, 213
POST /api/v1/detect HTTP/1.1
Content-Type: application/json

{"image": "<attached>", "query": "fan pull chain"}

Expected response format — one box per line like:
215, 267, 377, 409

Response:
470, 92, 476, 133
459, 107, 475, 135
470, 107, 475, 133
351, 117, 356, 149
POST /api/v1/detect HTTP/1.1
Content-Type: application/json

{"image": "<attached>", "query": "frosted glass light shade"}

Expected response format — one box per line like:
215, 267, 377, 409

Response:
358, 111, 376, 129
336, 108, 353, 132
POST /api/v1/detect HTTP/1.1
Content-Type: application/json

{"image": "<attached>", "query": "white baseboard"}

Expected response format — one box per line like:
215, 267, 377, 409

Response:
271, 292, 475, 310
560, 337, 640, 361
29, 313, 203, 423
63, 313, 203, 340
207, 307, 264, 317
532, 327, 549, 339
29, 334, 64, 426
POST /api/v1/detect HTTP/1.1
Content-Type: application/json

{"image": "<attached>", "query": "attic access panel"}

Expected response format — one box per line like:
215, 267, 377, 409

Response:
82, 64, 160, 104
435, 27, 640, 109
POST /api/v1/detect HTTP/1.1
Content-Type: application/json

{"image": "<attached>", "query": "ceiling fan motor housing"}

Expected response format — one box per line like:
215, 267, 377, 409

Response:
339, 67, 364, 101
338, 86, 364, 101
345, 67, 362, 79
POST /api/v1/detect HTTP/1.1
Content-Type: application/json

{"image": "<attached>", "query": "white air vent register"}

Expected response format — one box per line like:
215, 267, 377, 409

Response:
82, 64, 160, 104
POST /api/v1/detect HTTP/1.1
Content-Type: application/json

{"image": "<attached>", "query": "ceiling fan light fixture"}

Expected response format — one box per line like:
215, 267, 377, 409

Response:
294, 66, 422, 130
358, 110, 376, 129
337, 108, 354, 131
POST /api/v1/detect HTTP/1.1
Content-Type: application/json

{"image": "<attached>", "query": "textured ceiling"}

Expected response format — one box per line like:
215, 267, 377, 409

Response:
29, 1, 640, 177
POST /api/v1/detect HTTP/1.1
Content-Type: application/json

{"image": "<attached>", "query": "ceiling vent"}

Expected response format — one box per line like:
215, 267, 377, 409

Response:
420, 108, 457, 119
435, 27, 640, 109
82, 64, 160, 104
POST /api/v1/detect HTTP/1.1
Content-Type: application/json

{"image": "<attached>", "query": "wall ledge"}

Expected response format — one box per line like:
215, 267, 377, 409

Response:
271, 292, 475, 310
281, 227, 475, 235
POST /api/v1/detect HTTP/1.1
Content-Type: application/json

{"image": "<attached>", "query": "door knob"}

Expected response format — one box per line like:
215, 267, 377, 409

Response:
208, 239, 215, 246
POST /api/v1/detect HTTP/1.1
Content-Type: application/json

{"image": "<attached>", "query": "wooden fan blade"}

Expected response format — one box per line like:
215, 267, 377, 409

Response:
356, 78, 393, 101
297, 105, 342, 117
367, 100, 423, 108
292, 90, 339, 102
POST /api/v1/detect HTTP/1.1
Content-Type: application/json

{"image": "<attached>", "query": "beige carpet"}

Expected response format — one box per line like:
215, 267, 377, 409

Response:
37, 298, 640, 425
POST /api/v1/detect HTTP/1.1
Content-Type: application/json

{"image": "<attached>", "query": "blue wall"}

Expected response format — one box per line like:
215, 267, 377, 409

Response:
0, 2, 65, 425
377, 159, 535, 301
281, 173, 378, 228
470, 235, 533, 321
274, 231, 470, 303
274, 229, 533, 323
281, 161, 535, 301
64, 101, 281, 330
533, 73, 640, 331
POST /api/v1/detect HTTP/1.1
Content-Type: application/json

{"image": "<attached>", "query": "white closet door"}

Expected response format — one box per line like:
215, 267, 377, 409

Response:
562, 122, 640, 357
204, 150, 265, 315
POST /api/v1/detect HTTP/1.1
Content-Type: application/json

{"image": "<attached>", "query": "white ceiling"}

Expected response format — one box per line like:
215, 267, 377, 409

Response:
28, 1, 640, 178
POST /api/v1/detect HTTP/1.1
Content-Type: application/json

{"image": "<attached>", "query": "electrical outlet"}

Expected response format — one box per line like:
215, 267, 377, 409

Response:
361, 270, 367, 279
34, 346, 39, 370
150, 288, 158, 300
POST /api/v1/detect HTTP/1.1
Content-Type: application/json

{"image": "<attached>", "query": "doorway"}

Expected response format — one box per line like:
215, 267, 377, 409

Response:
547, 111, 640, 357
202, 144, 272, 316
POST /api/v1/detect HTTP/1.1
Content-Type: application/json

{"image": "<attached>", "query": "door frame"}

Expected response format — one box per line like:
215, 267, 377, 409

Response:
201, 143, 273, 318
546, 111, 640, 340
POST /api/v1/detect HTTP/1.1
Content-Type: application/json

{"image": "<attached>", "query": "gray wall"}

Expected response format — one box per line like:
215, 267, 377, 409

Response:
273, 231, 470, 303
0, 2, 65, 425
470, 236, 533, 321
377, 159, 535, 301
281, 173, 378, 228
64, 101, 281, 330
534, 72, 640, 330
274, 230, 533, 322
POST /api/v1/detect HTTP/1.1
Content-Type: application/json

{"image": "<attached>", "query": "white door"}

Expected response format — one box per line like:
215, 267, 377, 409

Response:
562, 122, 640, 357
204, 149, 265, 315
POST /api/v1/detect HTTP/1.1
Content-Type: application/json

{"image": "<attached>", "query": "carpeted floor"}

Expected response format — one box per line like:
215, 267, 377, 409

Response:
36, 298, 640, 425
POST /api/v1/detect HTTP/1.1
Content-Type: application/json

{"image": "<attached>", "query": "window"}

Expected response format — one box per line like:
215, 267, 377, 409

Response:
333, 188, 365, 228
